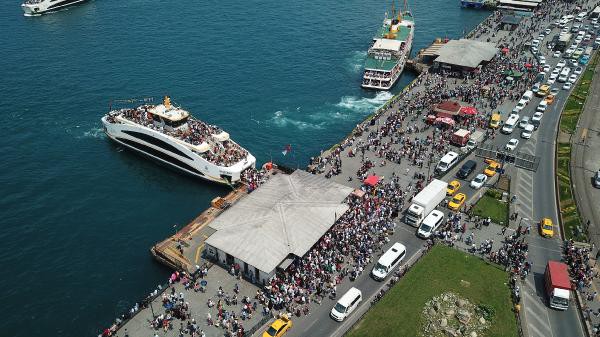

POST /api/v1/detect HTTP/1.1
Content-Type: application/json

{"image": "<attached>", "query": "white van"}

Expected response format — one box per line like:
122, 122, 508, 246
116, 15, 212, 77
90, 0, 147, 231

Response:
330, 287, 362, 321
576, 12, 587, 22
435, 151, 459, 174
371, 242, 407, 280
417, 210, 445, 239
521, 90, 533, 103
502, 114, 520, 134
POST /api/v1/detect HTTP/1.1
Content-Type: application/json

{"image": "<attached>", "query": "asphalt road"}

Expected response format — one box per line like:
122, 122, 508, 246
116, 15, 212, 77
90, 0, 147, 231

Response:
279, 9, 595, 337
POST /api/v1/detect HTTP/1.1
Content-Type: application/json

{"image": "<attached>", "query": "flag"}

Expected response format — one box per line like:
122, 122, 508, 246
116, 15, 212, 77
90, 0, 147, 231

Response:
282, 144, 292, 156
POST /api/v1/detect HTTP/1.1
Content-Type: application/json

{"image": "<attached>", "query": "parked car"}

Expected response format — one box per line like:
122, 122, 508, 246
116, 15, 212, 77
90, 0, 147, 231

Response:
505, 138, 519, 151
470, 174, 488, 189
569, 74, 578, 83
532, 111, 544, 122
519, 116, 531, 128
563, 82, 573, 90
574, 66, 583, 75
550, 87, 560, 96
447, 180, 461, 195
594, 169, 600, 188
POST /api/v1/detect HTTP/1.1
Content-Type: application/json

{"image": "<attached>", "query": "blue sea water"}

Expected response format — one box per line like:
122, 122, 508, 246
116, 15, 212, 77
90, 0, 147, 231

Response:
0, 1, 490, 336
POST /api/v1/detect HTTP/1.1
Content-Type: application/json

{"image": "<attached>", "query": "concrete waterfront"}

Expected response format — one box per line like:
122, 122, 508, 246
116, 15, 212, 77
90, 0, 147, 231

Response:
98, 1, 600, 336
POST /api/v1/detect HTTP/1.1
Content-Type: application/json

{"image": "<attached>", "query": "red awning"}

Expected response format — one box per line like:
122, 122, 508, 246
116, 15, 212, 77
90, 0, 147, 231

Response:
524, 63, 532, 68
436, 117, 456, 126
364, 175, 380, 187
501, 47, 509, 54
460, 106, 478, 116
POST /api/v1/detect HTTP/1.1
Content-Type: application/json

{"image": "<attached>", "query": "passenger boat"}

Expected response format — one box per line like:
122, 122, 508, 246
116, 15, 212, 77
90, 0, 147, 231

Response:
362, 1, 415, 90
101, 96, 256, 184
21, 0, 87, 15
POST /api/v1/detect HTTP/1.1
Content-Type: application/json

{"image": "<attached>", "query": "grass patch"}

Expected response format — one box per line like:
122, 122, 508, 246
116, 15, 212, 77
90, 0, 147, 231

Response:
556, 142, 585, 241
470, 189, 509, 226
560, 53, 598, 134
347, 246, 518, 337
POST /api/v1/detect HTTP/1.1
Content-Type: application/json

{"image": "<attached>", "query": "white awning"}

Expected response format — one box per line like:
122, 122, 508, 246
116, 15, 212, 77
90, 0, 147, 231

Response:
372, 39, 403, 52
212, 131, 230, 142
193, 142, 210, 153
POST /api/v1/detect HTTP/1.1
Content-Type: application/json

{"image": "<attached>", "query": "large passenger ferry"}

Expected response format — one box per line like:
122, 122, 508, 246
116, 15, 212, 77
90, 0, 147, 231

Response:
101, 96, 256, 185
21, 0, 87, 15
362, 2, 414, 90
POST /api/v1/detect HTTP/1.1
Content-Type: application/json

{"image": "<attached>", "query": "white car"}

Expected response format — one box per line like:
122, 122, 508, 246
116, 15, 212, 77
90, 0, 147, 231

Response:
543, 64, 551, 72
575, 37, 583, 44
547, 77, 556, 84
539, 56, 546, 65
557, 60, 567, 68
563, 82, 572, 90
532, 111, 544, 122
550, 87, 560, 96
531, 38, 540, 46
470, 174, 488, 189
570, 59, 579, 67
521, 124, 535, 139
553, 51, 561, 58
505, 138, 519, 151
569, 74, 578, 83
519, 116, 531, 128
545, 28, 552, 35
514, 100, 527, 112
574, 66, 583, 75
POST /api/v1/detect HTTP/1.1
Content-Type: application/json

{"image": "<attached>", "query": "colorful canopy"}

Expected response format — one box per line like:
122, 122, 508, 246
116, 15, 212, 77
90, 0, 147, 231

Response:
460, 106, 478, 116
364, 175, 380, 187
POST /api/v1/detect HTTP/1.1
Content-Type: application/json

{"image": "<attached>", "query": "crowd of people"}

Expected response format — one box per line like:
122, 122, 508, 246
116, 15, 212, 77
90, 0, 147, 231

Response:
254, 174, 407, 319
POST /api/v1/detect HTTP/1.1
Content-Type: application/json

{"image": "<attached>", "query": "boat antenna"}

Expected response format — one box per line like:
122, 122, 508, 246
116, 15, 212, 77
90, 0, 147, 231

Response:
391, 0, 395, 17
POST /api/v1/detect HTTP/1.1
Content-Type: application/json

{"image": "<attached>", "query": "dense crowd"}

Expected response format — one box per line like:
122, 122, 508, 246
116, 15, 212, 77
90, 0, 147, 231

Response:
256, 175, 407, 318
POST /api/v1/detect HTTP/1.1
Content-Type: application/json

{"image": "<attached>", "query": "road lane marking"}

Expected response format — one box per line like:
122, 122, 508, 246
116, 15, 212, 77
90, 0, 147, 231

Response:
194, 243, 205, 264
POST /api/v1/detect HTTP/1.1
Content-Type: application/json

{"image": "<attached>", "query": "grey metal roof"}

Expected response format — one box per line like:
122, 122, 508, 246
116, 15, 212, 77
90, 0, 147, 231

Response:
434, 39, 497, 69
205, 170, 353, 274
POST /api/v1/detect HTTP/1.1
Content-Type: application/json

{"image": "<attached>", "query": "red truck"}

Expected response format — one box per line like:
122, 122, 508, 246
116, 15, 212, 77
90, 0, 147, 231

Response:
544, 260, 571, 310
451, 129, 471, 147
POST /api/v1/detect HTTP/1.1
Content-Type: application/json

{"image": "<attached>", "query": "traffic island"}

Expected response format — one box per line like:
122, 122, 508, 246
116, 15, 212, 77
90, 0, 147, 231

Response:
346, 245, 518, 337
470, 189, 509, 226
556, 53, 598, 241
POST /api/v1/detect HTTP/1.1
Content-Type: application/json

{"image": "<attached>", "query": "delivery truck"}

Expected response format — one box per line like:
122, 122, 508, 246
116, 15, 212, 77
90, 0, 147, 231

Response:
461, 130, 485, 153
404, 179, 448, 227
451, 129, 471, 147
545, 260, 571, 310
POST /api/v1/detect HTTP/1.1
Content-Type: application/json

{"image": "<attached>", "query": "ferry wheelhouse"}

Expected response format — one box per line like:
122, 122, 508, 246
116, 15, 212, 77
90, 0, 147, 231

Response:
362, 4, 414, 90
101, 97, 256, 184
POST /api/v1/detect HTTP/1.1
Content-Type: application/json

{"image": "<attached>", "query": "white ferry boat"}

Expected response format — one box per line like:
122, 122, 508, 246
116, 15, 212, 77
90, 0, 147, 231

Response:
101, 97, 256, 185
362, 2, 414, 90
21, 0, 87, 15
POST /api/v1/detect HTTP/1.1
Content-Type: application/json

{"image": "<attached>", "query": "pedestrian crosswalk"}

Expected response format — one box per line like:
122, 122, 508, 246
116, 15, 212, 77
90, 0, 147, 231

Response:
514, 169, 535, 221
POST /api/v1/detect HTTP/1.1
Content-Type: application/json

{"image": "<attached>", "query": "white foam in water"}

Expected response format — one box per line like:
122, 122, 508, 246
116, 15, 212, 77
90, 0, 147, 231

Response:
270, 91, 393, 129
335, 91, 394, 113
346, 50, 367, 74
270, 110, 325, 130
78, 127, 105, 139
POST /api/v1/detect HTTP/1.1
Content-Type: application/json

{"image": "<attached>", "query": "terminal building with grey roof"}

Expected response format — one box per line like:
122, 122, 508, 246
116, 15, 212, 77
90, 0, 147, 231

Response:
432, 39, 497, 72
204, 170, 353, 285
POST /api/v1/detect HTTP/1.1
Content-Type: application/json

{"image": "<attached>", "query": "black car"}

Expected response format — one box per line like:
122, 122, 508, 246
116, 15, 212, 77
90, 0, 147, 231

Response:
457, 160, 477, 179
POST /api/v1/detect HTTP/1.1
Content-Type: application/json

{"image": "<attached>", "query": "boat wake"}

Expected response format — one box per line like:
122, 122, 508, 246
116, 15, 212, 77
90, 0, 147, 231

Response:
335, 91, 393, 113
77, 127, 105, 139
268, 91, 394, 130
346, 50, 367, 74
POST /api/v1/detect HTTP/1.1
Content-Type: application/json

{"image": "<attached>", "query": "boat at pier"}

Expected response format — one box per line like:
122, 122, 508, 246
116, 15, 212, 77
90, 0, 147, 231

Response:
21, 0, 87, 15
101, 96, 256, 184
362, 1, 414, 90
461, 0, 486, 8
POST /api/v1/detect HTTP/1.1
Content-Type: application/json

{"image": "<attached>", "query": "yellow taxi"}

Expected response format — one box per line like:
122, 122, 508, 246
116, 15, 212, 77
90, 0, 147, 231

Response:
489, 113, 501, 129
544, 95, 555, 105
537, 84, 550, 97
484, 159, 500, 177
447, 180, 461, 195
263, 315, 292, 337
448, 193, 466, 211
540, 218, 554, 238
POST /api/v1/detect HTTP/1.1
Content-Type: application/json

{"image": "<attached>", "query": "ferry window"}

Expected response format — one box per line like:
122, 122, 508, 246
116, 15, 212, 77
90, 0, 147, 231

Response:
122, 130, 193, 160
